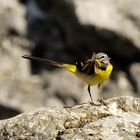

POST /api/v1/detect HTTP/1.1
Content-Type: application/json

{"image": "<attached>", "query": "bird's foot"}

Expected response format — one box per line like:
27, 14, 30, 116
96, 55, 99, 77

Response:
97, 99, 108, 106
89, 101, 101, 106
89, 99, 108, 106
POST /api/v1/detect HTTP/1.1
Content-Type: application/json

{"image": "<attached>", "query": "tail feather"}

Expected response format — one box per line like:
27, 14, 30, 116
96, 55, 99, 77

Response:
22, 55, 76, 73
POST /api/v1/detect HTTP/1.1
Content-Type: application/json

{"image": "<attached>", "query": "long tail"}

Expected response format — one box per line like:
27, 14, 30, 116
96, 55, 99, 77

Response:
22, 55, 76, 73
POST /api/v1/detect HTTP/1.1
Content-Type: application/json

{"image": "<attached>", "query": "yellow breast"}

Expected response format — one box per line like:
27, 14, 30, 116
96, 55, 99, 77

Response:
75, 64, 113, 85
93, 64, 113, 84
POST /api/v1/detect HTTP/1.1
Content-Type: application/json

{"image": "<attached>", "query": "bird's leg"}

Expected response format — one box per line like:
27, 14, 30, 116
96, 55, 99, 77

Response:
97, 84, 107, 106
88, 85, 93, 103
88, 85, 100, 106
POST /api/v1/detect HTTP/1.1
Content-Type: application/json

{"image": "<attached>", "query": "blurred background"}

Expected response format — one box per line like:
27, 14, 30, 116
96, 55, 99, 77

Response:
0, 0, 140, 120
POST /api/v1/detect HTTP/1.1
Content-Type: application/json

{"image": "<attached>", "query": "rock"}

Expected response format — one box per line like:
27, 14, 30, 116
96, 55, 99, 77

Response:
0, 0, 49, 114
0, 37, 46, 112
73, 0, 140, 48
0, 96, 139, 139
0, 0, 26, 36
0, 0, 46, 113
0, 0, 140, 121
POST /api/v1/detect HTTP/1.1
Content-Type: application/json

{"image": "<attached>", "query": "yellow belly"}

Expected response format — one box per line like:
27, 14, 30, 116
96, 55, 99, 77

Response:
75, 64, 113, 85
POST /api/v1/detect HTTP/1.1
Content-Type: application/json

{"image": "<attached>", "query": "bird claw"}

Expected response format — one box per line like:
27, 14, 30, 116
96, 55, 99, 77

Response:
89, 101, 101, 106
89, 99, 108, 106
97, 99, 108, 106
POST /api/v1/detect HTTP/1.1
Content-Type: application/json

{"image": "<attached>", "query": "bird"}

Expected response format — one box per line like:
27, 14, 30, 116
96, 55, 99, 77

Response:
22, 52, 113, 105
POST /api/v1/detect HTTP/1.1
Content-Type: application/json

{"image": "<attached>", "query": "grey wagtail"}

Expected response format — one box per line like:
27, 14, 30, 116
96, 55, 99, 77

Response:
22, 52, 113, 105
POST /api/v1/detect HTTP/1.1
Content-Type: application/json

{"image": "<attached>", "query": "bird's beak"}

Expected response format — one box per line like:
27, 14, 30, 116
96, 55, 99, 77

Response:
95, 59, 101, 68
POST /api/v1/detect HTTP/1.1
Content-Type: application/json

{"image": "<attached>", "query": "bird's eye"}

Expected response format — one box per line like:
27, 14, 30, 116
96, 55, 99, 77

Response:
100, 55, 105, 59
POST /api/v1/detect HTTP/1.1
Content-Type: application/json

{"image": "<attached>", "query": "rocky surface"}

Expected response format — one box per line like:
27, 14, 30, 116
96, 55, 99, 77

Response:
0, 96, 140, 139
0, 0, 140, 120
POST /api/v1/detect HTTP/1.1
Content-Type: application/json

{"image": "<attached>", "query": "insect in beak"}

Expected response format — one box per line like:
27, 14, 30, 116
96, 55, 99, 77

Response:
95, 59, 101, 68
